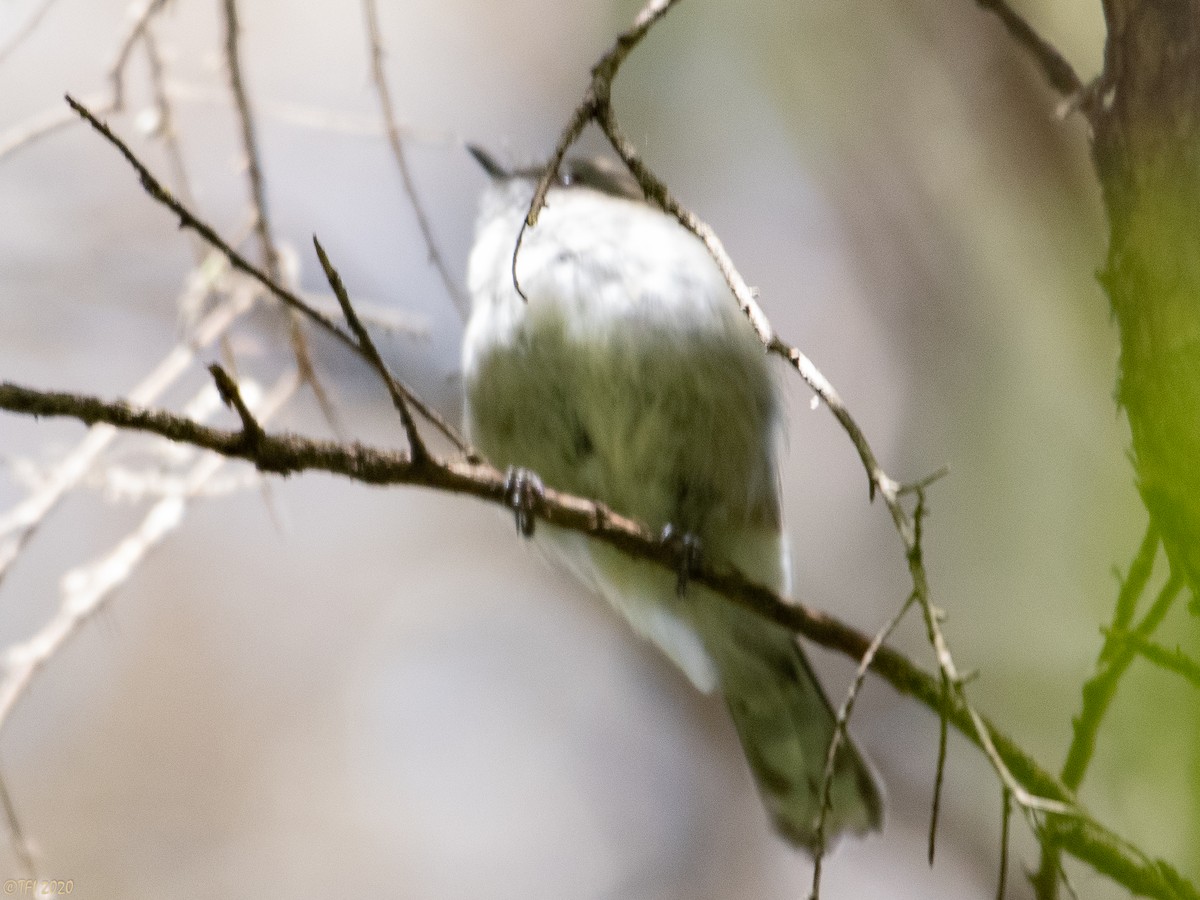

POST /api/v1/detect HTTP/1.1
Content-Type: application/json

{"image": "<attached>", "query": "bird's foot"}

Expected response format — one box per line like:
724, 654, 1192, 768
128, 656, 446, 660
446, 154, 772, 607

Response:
661, 524, 703, 597
504, 467, 544, 538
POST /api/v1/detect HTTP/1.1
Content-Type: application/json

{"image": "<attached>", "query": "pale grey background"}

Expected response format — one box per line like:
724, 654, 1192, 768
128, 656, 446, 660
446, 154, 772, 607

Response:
2, 0, 1190, 897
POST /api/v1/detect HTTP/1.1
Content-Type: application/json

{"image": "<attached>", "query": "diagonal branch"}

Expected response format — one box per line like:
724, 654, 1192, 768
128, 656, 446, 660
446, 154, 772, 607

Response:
0, 772, 35, 878
1116, 631, 1200, 689
63, 94, 469, 456
518, 0, 1064, 866
0, 378, 1194, 900
312, 235, 429, 464
220, 0, 280, 282
220, 0, 341, 432
973, 0, 1084, 100
362, 0, 469, 319
1034, 529, 1183, 898
809, 589, 918, 899
0, 0, 170, 163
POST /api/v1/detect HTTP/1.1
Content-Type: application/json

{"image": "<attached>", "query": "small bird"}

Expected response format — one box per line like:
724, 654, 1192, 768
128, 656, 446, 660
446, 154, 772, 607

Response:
460, 147, 883, 851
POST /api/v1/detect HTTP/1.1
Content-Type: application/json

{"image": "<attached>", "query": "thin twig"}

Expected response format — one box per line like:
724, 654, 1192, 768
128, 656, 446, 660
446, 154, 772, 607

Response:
973, 0, 1084, 100
142, 25, 208, 263
511, 0, 688, 301
809, 589, 917, 899
0, 0, 169, 163
519, 0, 1081, 856
219, 0, 341, 433
109, 0, 173, 109
303, 295, 428, 337
208, 364, 266, 449
1062, 570, 1182, 789
80, 465, 263, 502
0, 372, 296, 871
596, 104, 773, 344
1104, 524, 1159, 656
998, 787, 1012, 900
0, 771, 35, 877
929, 674, 950, 863
312, 235, 428, 464
63, 94, 469, 455
1034, 530, 1182, 900
220, 0, 279, 282
0, 100, 94, 163
362, 0, 468, 319
0, 377, 1193, 899
1110, 631, 1200, 689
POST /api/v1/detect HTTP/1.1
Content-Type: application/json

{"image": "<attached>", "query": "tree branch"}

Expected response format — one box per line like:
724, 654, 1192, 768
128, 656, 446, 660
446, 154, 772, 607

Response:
973, 0, 1084, 100
312, 235, 429, 465
62, 93, 470, 456
362, 0, 469, 319
518, 0, 1071, 875
220, 0, 342, 434
0, 377, 1192, 899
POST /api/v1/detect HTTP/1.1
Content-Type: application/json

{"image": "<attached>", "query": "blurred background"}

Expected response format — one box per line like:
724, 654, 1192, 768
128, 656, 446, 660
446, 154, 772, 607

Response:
1, 0, 1194, 896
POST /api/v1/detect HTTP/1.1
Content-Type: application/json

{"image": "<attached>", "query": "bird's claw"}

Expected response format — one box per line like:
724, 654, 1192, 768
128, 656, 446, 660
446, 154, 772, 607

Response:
661, 524, 702, 597
504, 467, 544, 538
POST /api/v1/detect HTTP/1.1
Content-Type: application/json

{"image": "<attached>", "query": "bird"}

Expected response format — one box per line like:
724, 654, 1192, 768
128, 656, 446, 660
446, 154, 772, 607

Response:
460, 146, 883, 851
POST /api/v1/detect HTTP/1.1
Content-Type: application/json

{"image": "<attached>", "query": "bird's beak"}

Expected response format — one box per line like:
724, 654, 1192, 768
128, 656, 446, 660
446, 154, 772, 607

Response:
467, 144, 509, 179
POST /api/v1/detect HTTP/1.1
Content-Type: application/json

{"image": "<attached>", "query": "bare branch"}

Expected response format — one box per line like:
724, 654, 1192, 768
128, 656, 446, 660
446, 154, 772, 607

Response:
0, 0, 170, 163
0, 99, 93, 163
63, 94, 470, 454
0, 772, 35, 878
809, 590, 917, 899
1034, 530, 1183, 899
109, 0, 173, 109
997, 788, 1012, 900
141, 25, 208, 263
78, 465, 263, 502
1115, 632, 1200, 689
595, 104, 774, 344
511, 0, 687, 301
929, 675, 950, 861
514, 0, 1129, 875
219, 0, 341, 433
0, 377, 1192, 899
362, 0, 469, 319
1063, 568, 1181, 789
302, 294, 428, 337
973, 0, 1084, 100
312, 235, 429, 464
220, 0, 279, 282
208, 364, 267, 450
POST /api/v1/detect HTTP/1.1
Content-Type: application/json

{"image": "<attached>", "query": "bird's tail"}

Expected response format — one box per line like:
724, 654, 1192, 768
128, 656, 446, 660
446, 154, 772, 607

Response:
696, 595, 884, 851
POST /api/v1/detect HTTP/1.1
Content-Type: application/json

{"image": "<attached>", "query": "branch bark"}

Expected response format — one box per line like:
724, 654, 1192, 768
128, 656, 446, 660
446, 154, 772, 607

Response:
0, 378, 1193, 900
1095, 1, 1200, 602
1033, 0, 1200, 896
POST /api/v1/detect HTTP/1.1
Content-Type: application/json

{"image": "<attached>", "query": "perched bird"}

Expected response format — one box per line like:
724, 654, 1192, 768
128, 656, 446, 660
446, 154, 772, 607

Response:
460, 147, 883, 851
